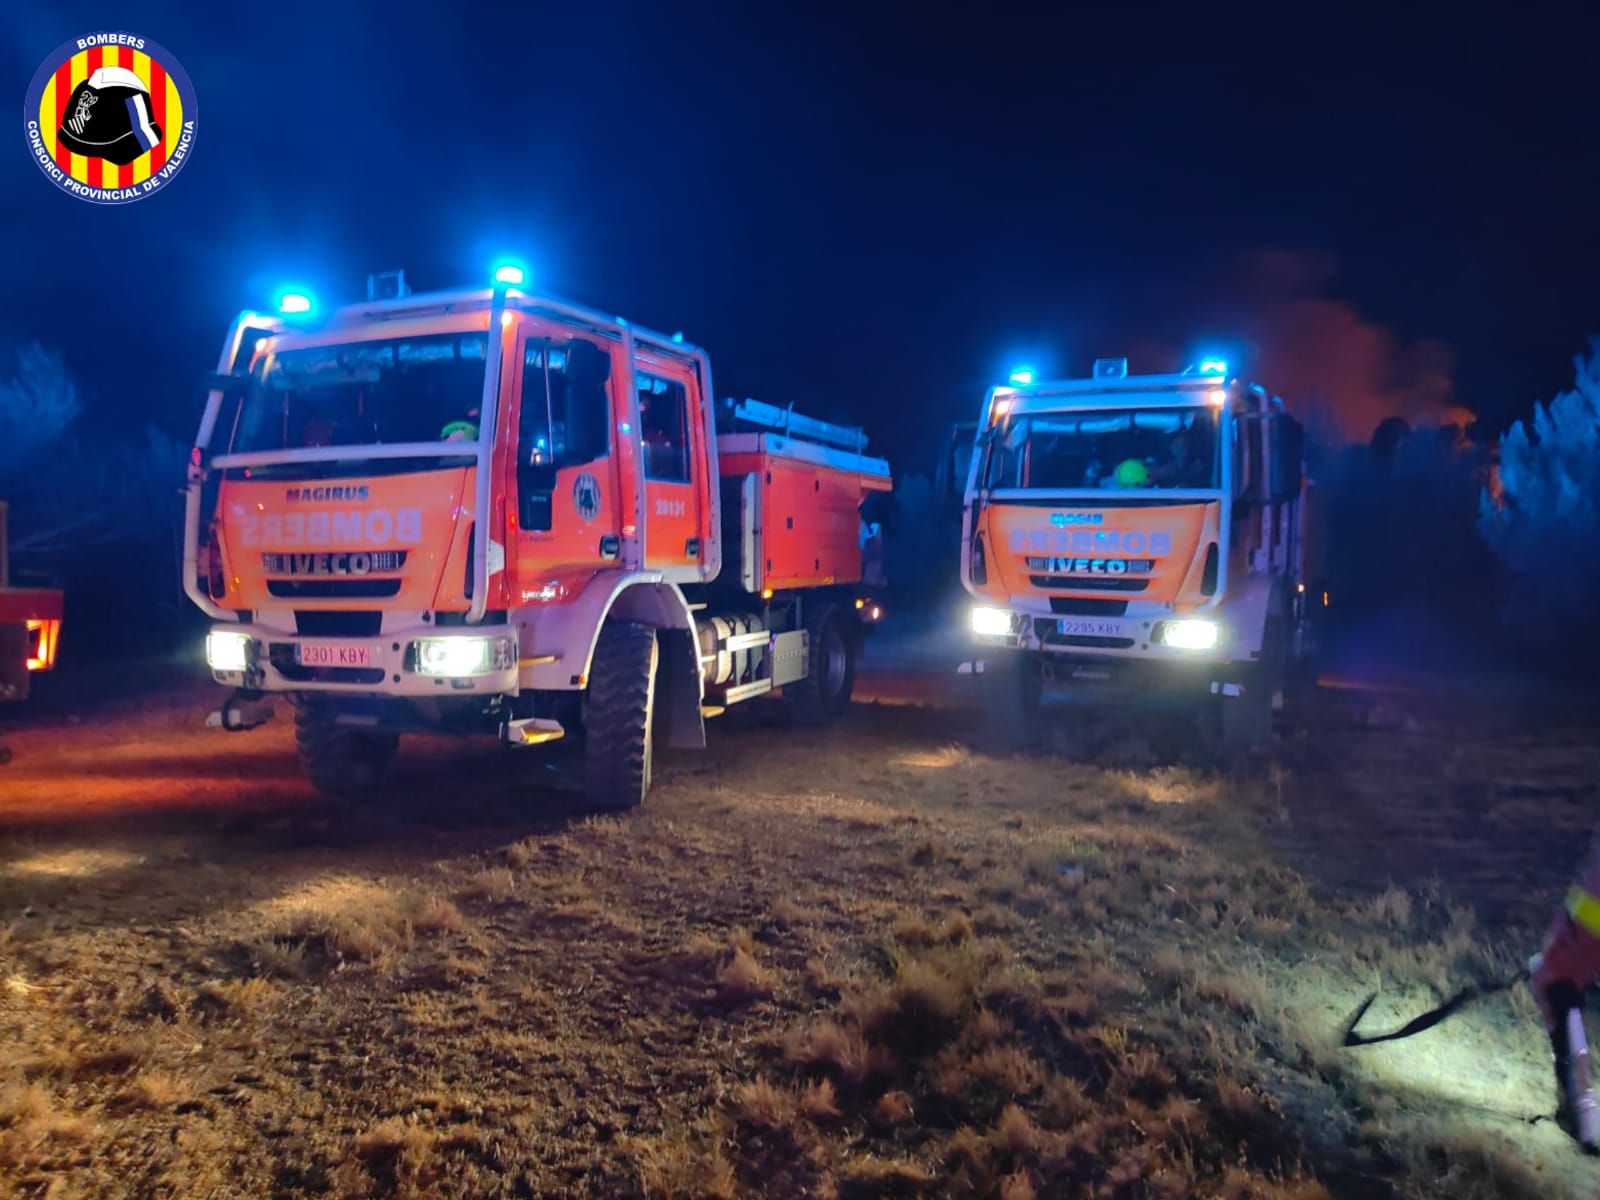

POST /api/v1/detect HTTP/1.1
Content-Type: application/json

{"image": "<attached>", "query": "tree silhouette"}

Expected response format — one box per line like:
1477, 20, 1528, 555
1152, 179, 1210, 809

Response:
1480, 337, 1600, 641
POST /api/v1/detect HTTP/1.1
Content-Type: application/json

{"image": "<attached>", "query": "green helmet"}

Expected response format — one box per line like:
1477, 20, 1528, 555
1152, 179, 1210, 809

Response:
1113, 458, 1150, 487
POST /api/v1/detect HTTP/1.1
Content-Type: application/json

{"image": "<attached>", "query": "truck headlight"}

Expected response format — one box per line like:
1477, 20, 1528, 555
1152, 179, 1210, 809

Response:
206, 630, 253, 672
970, 606, 1017, 637
1156, 619, 1219, 651
413, 635, 516, 677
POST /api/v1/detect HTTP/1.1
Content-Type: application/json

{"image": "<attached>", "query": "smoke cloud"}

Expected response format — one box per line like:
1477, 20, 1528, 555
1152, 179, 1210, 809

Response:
1229, 250, 1470, 442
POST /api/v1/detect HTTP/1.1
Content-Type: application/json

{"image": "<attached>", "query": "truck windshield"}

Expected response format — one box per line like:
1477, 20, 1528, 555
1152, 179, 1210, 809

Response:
232, 333, 488, 453
983, 407, 1219, 490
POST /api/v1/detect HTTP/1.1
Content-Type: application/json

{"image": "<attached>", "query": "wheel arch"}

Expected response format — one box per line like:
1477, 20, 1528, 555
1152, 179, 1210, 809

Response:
519, 571, 705, 749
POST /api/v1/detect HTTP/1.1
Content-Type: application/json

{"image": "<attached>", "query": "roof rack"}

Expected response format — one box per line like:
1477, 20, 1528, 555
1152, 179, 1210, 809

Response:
720, 398, 868, 453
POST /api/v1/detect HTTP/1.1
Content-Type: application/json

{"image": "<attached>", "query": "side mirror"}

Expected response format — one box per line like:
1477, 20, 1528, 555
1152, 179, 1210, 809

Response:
204, 371, 249, 396
1272, 416, 1305, 501
938, 421, 980, 500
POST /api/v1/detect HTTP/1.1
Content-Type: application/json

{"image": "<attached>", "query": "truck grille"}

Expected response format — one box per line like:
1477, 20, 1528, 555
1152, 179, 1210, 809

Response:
269, 579, 403, 599
261, 551, 407, 573
1053, 634, 1136, 649
1030, 575, 1148, 593
1047, 598, 1128, 617
295, 611, 382, 637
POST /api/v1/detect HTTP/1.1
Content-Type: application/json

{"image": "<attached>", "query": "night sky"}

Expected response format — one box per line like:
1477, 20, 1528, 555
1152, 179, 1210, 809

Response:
5, 3, 1599, 469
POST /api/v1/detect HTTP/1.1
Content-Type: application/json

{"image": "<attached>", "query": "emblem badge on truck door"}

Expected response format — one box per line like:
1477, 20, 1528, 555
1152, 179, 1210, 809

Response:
573, 472, 600, 521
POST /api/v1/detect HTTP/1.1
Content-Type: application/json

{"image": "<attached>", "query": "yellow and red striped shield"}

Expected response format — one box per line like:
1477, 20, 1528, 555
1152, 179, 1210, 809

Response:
23, 32, 197, 205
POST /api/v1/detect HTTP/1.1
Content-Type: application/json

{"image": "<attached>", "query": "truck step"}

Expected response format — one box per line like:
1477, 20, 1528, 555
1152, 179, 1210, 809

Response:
503, 717, 565, 746
718, 678, 773, 705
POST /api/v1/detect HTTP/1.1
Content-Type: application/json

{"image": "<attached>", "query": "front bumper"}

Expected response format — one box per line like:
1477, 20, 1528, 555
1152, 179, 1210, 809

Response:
969, 607, 1238, 666
206, 623, 521, 696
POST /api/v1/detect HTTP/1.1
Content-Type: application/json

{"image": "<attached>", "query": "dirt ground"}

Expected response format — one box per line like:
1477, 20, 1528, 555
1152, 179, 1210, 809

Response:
2, 633, 1598, 1199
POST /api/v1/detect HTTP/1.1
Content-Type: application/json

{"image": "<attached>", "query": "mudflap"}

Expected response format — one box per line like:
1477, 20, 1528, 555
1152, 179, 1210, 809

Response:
654, 627, 706, 750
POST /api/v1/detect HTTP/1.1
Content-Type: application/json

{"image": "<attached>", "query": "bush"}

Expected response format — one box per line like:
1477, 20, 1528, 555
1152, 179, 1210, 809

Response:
1480, 338, 1600, 660
1, 344, 189, 658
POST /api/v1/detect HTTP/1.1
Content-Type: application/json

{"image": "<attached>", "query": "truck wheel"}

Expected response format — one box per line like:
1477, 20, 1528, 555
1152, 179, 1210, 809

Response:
981, 651, 1042, 753
1218, 617, 1284, 757
1288, 606, 1324, 699
294, 702, 398, 798
789, 604, 857, 725
583, 620, 658, 812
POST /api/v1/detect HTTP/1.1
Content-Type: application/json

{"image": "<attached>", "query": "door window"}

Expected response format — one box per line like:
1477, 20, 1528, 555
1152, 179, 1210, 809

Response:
638, 373, 690, 483
519, 338, 611, 530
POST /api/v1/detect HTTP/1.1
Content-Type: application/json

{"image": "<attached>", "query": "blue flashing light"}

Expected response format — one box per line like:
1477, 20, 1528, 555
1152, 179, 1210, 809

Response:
492, 260, 527, 287
1008, 365, 1036, 386
1199, 358, 1228, 375
671, 331, 685, 344
276, 290, 313, 316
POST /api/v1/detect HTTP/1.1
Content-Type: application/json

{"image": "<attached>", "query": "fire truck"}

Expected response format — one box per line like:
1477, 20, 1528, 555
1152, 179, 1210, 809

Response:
0, 501, 63, 740
961, 359, 1319, 751
183, 268, 890, 809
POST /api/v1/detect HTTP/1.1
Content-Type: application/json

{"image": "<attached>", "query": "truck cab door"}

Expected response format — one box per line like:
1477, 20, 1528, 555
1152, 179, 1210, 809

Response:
510, 329, 622, 594
634, 354, 707, 578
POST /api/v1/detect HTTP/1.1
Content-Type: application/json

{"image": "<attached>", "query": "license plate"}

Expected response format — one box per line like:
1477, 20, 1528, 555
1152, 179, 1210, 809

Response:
296, 642, 373, 668
1057, 618, 1125, 638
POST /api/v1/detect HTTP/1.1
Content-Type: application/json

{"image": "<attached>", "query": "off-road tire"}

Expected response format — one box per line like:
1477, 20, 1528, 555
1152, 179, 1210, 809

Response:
788, 604, 857, 725
1219, 616, 1285, 758
294, 702, 398, 798
981, 650, 1043, 753
583, 620, 658, 812
1288, 605, 1325, 700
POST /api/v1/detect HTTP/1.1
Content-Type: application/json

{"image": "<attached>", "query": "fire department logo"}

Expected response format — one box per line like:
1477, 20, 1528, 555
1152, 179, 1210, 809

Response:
573, 472, 601, 522
22, 32, 197, 205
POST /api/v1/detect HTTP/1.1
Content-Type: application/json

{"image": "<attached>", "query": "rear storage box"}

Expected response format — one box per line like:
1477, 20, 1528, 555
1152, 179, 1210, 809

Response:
717, 429, 891, 594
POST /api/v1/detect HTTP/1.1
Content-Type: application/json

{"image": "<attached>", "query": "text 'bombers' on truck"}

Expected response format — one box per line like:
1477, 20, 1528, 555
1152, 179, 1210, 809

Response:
185, 269, 891, 809
0, 500, 63, 711
961, 358, 1321, 752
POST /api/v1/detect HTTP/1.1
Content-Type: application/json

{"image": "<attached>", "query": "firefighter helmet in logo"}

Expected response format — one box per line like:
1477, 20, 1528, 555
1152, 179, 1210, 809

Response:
22, 32, 197, 205
573, 472, 601, 522
58, 67, 161, 165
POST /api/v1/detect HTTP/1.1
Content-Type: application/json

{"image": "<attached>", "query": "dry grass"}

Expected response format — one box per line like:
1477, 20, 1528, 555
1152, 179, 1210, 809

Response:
0, 1082, 94, 1167
196, 975, 278, 1016
503, 838, 537, 869
259, 878, 467, 966
731, 1079, 796, 1132
112, 1071, 191, 1111
461, 866, 516, 903
344, 1117, 440, 1198
0, 678, 1586, 1197
799, 1077, 841, 1125
715, 944, 774, 1004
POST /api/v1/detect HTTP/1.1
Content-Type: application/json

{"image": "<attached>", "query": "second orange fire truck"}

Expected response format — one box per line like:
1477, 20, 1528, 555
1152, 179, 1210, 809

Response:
961, 358, 1319, 751
185, 267, 889, 810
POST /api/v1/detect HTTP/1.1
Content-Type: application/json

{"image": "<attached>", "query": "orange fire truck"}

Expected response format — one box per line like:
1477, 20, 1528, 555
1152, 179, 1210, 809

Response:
961, 359, 1319, 752
0, 501, 63, 722
184, 268, 889, 808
